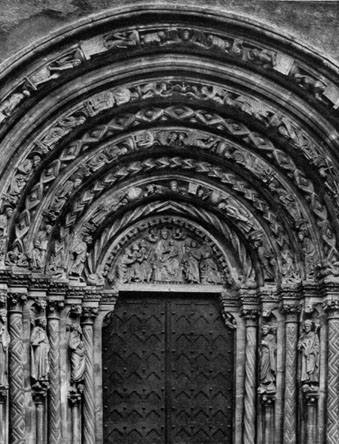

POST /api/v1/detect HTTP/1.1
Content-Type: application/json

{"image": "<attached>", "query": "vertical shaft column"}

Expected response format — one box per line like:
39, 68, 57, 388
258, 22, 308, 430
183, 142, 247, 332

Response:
32, 390, 47, 444
281, 305, 299, 444
81, 307, 98, 444
261, 395, 275, 444
0, 389, 7, 444
304, 392, 318, 444
241, 309, 259, 444
69, 395, 81, 444
47, 301, 63, 444
8, 291, 26, 444
324, 300, 339, 444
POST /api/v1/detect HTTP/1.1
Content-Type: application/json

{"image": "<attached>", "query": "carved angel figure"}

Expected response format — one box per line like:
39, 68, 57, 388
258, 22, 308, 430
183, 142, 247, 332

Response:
298, 320, 320, 390
258, 325, 276, 394
0, 310, 10, 387
31, 317, 50, 384
69, 324, 86, 384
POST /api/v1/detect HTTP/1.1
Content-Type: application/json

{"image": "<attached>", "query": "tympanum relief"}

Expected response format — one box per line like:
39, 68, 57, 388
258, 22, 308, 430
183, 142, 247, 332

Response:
110, 226, 223, 285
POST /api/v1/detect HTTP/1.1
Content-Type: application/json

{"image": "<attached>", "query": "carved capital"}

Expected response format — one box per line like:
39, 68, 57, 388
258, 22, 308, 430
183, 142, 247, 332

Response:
241, 308, 259, 324
32, 381, 49, 403
70, 304, 82, 316
47, 300, 64, 319
302, 389, 319, 405
279, 303, 301, 320
323, 300, 339, 317
81, 307, 99, 324
8, 291, 27, 310
260, 393, 276, 406
68, 384, 84, 405
0, 386, 8, 402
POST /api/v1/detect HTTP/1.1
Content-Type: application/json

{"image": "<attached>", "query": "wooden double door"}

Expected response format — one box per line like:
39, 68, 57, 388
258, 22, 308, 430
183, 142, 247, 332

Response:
102, 293, 234, 444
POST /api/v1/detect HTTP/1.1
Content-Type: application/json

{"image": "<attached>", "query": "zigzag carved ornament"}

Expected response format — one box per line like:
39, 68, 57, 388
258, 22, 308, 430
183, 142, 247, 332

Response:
32, 158, 294, 260
14, 124, 329, 268
2, 84, 338, 263
2, 10, 339, 129
1, 10, 339, 288
2, 77, 338, 210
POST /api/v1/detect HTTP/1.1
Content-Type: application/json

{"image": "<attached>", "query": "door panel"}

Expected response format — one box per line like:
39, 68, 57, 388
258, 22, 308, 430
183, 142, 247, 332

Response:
102, 294, 234, 444
103, 298, 166, 444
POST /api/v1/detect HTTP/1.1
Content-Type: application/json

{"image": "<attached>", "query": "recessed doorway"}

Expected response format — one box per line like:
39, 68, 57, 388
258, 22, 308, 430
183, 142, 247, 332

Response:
102, 292, 235, 444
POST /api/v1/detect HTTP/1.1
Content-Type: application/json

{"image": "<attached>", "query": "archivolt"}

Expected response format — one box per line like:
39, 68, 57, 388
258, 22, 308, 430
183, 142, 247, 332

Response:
1, 6, 339, 289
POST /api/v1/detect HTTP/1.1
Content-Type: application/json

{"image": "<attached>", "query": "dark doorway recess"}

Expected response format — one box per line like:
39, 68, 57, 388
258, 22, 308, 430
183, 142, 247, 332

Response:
102, 292, 235, 444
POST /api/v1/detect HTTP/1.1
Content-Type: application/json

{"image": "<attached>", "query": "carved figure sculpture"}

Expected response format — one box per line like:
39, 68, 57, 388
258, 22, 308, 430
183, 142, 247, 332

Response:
50, 176, 82, 215
0, 88, 30, 122
298, 320, 320, 390
200, 251, 222, 284
117, 245, 139, 283
69, 235, 91, 277
31, 224, 52, 269
0, 206, 13, 238
0, 309, 10, 387
68, 324, 85, 384
297, 229, 317, 279
153, 229, 174, 281
183, 240, 201, 283
31, 317, 50, 385
252, 237, 275, 281
258, 325, 276, 394
135, 240, 153, 282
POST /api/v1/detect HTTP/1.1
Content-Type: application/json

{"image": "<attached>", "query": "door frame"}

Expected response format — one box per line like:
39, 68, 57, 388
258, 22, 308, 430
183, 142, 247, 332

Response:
93, 286, 244, 444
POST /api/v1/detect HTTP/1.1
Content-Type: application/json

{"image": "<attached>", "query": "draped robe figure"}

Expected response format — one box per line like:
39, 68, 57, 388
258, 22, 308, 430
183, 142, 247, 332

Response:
258, 325, 276, 393
69, 324, 86, 384
31, 318, 50, 384
298, 320, 320, 390
0, 313, 10, 387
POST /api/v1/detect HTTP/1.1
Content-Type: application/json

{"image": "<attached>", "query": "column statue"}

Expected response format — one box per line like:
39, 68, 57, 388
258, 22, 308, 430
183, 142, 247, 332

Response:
31, 317, 50, 388
258, 324, 276, 394
0, 309, 10, 387
298, 319, 320, 391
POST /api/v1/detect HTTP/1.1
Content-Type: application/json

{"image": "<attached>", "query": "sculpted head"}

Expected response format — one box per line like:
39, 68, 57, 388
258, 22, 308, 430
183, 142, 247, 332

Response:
261, 324, 271, 335
303, 319, 313, 332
